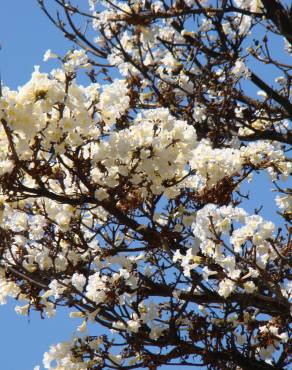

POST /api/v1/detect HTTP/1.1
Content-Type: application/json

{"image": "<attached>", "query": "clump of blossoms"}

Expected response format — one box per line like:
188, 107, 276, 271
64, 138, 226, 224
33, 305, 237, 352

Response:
0, 0, 291, 369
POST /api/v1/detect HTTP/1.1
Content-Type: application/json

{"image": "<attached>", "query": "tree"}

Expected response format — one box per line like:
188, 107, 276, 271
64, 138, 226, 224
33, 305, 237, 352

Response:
0, 0, 291, 368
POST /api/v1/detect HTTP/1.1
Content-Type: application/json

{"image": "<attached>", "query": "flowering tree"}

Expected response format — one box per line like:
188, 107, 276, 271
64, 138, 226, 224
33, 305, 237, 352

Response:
0, 0, 291, 368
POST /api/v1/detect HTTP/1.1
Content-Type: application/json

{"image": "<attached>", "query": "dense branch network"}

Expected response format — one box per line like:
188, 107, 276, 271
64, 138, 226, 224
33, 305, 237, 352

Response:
0, 1, 291, 369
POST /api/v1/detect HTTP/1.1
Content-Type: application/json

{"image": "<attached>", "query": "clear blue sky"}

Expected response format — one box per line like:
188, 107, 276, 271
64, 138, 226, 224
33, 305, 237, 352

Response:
0, 1, 287, 370
0, 1, 70, 89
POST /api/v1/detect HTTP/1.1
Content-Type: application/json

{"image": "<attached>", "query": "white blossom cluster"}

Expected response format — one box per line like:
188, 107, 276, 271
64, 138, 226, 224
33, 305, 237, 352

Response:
0, 60, 290, 368
0, 0, 290, 369
91, 108, 198, 199
98, 79, 130, 125
43, 341, 87, 370
185, 204, 278, 297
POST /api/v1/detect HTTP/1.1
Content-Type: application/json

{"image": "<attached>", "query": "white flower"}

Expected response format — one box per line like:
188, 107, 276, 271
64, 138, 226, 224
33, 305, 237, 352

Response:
243, 281, 256, 293
43, 49, 58, 62
278, 332, 288, 343
149, 325, 165, 339
54, 255, 68, 272
231, 60, 250, 78
202, 266, 217, 281
64, 49, 89, 72
218, 278, 236, 298
234, 0, 263, 13
71, 273, 86, 291
98, 79, 130, 125
35, 253, 53, 270
69, 311, 84, 319
276, 195, 292, 212
173, 249, 183, 262
43, 341, 73, 369
15, 304, 29, 316
193, 105, 206, 123
257, 90, 268, 99
94, 188, 109, 201
77, 320, 87, 333
127, 317, 141, 333
112, 321, 126, 331
48, 279, 66, 299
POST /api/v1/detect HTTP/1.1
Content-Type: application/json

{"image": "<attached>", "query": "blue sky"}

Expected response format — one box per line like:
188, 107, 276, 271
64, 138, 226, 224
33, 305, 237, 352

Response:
0, 1, 289, 369
0, 1, 69, 89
